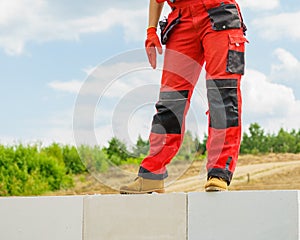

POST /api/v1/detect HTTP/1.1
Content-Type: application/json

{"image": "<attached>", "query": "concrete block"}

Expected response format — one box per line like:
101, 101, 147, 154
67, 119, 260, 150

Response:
0, 196, 84, 240
299, 194, 300, 239
84, 193, 187, 240
188, 191, 299, 240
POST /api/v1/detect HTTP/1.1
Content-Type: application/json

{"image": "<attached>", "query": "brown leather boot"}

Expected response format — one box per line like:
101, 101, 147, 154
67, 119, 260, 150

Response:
120, 177, 165, 194
204, 177, 228, 192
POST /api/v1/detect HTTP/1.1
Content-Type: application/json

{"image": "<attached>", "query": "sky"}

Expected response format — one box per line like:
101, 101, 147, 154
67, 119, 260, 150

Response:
0, 0, 300, 147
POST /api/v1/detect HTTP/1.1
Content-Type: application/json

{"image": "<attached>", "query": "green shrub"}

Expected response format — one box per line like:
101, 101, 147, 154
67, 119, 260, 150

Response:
77, 145, 109, 173
62, 145, 86, 174
0, 144, 73, 196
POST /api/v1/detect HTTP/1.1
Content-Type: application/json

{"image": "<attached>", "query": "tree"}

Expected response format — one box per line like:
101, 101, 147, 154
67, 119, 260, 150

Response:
240, 123, 268, 154
196, 133, 207, 155
273, 128, 298, 153
105, 137, 129, 165
62, 145, 86, 174
132, 135, 149, 157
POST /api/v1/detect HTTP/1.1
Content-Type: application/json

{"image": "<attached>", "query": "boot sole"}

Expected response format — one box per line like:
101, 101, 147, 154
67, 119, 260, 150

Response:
205, 186, 227, 192
120, 189, 165, 194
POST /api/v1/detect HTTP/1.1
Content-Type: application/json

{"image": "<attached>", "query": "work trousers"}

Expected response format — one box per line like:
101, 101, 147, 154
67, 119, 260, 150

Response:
139, 0, 247, 184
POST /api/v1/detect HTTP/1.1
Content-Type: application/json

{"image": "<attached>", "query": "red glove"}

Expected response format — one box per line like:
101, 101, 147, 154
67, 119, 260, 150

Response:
145, 27, 162, 69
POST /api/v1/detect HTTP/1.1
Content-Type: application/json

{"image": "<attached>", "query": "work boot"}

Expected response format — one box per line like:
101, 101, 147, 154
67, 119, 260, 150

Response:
205, 177, 228, 192
120, 177, 165, 194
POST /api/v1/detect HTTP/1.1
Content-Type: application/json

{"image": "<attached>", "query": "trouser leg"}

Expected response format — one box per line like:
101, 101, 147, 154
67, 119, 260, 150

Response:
138, 89, 192, 179
139, 6, 204, 179
139, 55, 204, 179
203, 27, 246, 185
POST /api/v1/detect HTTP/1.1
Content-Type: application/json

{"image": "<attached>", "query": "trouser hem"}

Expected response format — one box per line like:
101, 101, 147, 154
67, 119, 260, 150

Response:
207, 168, 233, 185
138, 166, 168, 180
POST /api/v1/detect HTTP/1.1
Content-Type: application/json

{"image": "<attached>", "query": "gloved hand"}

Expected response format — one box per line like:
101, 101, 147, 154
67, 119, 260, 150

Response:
145, 27, 162, 69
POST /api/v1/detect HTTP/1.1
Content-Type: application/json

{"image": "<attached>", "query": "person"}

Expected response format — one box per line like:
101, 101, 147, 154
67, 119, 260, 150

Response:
120, 0, 248, 193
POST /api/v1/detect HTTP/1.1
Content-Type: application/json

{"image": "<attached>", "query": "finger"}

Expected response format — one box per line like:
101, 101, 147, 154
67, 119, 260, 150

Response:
154, 40, 163, 55
149, 47, 157, 69
146, 47, 156, 69
157, 46, 163, 55
146, 48, 152, 63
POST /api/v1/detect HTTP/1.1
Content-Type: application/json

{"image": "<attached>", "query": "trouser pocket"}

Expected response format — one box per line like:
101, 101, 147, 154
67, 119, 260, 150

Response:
159, 8, 181, 45
226, 34, 248, 75
208, 3, 241, 31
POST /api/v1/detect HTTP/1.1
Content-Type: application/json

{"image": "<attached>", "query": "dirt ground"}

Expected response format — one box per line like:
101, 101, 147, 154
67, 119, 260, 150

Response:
49, 153, 300, 196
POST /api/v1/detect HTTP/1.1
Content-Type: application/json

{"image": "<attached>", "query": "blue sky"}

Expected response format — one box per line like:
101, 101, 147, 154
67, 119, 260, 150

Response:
0, 0, 300, 147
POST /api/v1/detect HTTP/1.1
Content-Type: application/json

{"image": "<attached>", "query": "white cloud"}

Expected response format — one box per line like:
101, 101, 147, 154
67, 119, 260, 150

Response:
0, 0, 148, 55
48, 58, 159, 94
238, 0, 280, 10
270, 48, 300, 99
49, 59, 162, 94
243, 69, 294, 116
252, 11, 300, 40
242, 68, 300, 132
48, 80, 83, 93
272, 48, 298, 70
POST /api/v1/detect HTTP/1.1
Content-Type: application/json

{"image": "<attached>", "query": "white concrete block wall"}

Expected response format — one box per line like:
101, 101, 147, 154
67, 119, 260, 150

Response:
0, 196, 84, 240
298, 193, 300, 240
0, 191, 299, 240
83, 193, 187, 240
188, 191, 299, 240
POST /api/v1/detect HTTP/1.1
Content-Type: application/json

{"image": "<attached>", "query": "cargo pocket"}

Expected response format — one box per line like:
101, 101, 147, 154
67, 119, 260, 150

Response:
226, 34, 248, 75
207, 3, 241, 31
159, 9, 181, 45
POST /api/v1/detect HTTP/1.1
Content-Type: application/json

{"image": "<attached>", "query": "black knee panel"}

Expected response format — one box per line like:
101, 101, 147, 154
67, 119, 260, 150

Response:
207, 79, 239, 129
151, 90, 189, 134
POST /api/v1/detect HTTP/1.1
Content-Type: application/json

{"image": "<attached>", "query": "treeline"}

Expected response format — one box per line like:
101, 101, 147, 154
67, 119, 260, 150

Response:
0, 134, 204, 196
0, 123, 299, 196
240, 123, 300, 154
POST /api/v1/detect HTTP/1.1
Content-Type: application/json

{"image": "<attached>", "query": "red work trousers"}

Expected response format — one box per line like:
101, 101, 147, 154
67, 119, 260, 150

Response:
139, 0, 247, 185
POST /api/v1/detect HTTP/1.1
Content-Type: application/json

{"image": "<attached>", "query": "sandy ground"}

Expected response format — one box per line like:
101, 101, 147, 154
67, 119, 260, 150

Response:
50, 153, 300, 195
